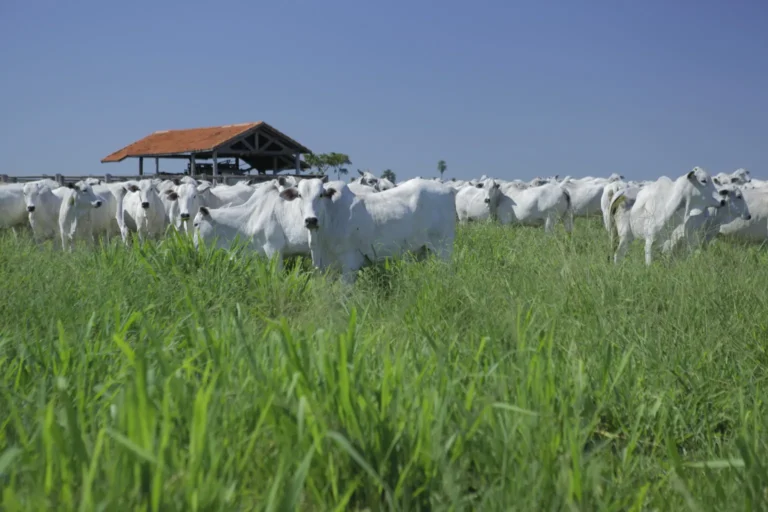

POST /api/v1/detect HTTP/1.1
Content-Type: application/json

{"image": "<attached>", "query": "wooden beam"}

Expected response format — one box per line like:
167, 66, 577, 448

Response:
139, 157, 144, 176
295, 154, 301, 173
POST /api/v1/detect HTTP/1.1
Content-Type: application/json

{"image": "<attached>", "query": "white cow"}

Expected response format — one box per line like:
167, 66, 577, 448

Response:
193, 182, 309, 267
714, 168, 751, 186
662, 184, 751, 253
356, 170, 396, 191
455, 180, 502, 222
22, 182, 68, 243
609, 167, 725, 264
0, 180, 59, 230
88, 182, 130, 241
199, 181, 255, 208
121, 180, 167, 242
601, 180, 632, 236
718, 186, 768, 242
496, 182, 573, 233
59, 182, 105, 251
278, 178, 457, 283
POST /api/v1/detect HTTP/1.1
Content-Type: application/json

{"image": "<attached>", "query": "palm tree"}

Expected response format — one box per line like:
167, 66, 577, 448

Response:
437, 160, 447, 180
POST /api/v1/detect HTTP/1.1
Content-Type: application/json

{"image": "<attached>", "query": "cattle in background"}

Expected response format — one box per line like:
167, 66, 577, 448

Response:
455, 180, 502, 222
609, 167, 725, 264
496, 181, 573, 233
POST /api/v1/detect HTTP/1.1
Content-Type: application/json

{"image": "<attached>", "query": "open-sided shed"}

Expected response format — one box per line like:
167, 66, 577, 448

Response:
101, 121, 312, 175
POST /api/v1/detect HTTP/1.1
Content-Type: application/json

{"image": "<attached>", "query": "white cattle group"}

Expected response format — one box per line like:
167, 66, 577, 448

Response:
0, 165, 766, 282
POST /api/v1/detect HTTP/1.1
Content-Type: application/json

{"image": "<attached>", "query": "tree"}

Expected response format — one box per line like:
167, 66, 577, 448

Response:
381, 169, 396, 183
437, 160, 447, 179
325, 152, 352, 180
303, 153, 330, 176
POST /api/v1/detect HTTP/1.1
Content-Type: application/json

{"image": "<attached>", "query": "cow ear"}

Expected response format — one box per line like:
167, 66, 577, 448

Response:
173, 178, 180, 186
167, 192, 179, 201
321, 175, 329, 183
493, 182, 500, 188
357, 169, 364, 176
198, 183, 211, 193
279, 188, 300, 201
323, 187, 337, 198
129, 184, 139, 193
475, 183, 484, 188
731, 177, 739, 183
199, 206, 209, 216
687, 170, 696, 180
278, 176, 288, 187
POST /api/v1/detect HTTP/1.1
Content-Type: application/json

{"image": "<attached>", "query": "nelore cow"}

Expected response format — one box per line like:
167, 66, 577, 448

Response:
609, 167, 725, 264
278, 177, 457, 283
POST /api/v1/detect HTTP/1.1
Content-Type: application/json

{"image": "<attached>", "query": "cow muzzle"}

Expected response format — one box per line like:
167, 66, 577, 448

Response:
180, 213, 190, 220
27, 205, 35, 212
141, 201, 150, 209
719, 199, 726, 207
304, 217, 319, 229
93, 201, 102, 208
744, 214, 752, 220
484, 198, 491, 204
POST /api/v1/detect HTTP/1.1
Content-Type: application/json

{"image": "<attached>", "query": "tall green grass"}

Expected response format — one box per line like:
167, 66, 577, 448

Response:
1, 220, 767, 511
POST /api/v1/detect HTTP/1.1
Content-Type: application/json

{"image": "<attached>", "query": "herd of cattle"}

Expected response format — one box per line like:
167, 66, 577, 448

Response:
0, 166, 764, 281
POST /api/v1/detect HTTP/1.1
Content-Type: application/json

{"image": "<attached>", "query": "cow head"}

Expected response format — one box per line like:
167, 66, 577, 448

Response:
717, 185, 752, 221
279, 178, 338, 231
686, 167, 725, 210
171, 183, 202, 221
22, 182, 48, 212
357, 170, 380, 188
125, 180, 157, 210
70, 181, 103, 208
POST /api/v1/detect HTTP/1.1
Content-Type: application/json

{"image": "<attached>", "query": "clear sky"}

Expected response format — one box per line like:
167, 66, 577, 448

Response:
1, 0, 766, 182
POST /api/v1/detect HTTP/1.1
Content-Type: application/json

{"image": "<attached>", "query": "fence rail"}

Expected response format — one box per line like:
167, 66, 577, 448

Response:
0, 173, 319, 187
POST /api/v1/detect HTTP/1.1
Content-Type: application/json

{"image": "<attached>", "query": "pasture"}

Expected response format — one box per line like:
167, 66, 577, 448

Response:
1, 218, 767, 511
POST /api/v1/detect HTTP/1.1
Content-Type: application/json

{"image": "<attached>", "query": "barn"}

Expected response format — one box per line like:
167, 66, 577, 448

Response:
101, 121, 313, 177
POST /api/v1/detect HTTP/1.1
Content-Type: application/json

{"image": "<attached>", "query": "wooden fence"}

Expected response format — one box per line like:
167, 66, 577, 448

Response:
0, 173, 319, 187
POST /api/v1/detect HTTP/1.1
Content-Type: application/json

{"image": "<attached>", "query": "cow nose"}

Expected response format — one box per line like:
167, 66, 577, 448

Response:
304, 217, 318, 229
141, 201, 150, 209
720, 199, 726, 207
484, 198, 491, 203
180, 213, 190, 220
745, 214, 752, 220
94, 201, 102, 208
27, 205, 35, 212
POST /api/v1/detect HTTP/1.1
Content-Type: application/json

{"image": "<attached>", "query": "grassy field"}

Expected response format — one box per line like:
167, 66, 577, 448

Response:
1, 219, 767, 511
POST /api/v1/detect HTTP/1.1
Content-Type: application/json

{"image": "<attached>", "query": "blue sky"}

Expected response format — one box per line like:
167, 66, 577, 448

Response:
1, 0, 766, 181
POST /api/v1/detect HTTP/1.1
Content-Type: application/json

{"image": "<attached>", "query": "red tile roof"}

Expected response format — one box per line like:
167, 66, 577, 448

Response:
101, 122, 309, 163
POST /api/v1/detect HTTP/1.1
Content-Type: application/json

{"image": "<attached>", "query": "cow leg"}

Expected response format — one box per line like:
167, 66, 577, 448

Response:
339, 252, 365, 284
544, 215, 555, 233
644, 237, 654, 265
563, 210, 574, 234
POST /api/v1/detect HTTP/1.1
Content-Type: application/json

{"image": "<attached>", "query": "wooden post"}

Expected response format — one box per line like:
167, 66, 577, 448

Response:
155, 157, 159, 175
55, 173, 64, 186
295, 154, 301, 173
272, 156, 277, 175
190, 154, 196, 176
105, 174, 113, 183
139, 157, 144, 176
235, 157, 239, 171
212, 151, 219, 177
